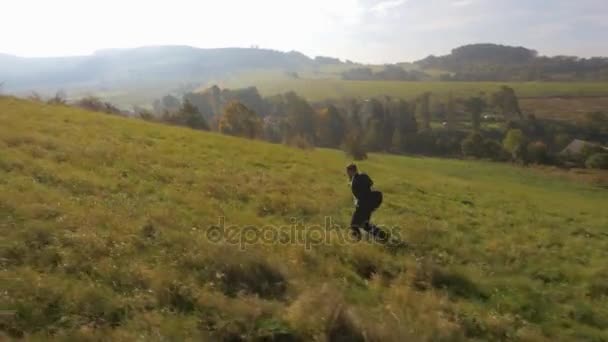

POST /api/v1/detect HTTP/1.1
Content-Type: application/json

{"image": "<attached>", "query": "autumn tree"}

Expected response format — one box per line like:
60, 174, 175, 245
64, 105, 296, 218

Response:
363, 99, 387, 151
218, 101, 262, 139
284, 92, 316, 144
343, 133, 368, 161
315, 105, 346, 148
348, 110, 363, 138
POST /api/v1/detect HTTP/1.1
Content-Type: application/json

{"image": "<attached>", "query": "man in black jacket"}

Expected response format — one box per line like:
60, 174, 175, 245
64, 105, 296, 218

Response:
346, 163, 388, 242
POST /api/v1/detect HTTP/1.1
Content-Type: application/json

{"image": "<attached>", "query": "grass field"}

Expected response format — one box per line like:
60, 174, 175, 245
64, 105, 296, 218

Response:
219, 72, 608, 101
1, 97, 607, 341
520, 96, 608, 121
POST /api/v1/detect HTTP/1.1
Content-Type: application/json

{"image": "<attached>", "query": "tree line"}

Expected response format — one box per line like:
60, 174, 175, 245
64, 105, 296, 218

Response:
147, 85, 607, 169
418, 44, 608, 82
342, 65, 429, 81
28, 85, 607, 170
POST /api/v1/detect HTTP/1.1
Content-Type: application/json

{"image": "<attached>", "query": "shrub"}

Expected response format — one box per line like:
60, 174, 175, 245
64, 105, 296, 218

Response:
482, 139, 510, 161
503, 129, 527, 161
342, 134, 367, 160
137, 109, 156, 121
586, 153, 608, 169
47, 91, 67, 105
527, 141, 551, 164
286, 134, 314, 150
27, 92, 44, 102
76, 96, 123, 115
461, 133, 485, 158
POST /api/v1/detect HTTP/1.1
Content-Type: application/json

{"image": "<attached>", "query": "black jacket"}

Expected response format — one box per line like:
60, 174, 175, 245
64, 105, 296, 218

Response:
351, 173, 373, 205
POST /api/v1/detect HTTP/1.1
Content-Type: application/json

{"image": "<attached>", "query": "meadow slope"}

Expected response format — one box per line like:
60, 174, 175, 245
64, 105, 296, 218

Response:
1, 97, 607, 341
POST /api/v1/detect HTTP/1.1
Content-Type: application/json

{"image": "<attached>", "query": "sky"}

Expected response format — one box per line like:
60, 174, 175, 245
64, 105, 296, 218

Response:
2, 0, 607, 63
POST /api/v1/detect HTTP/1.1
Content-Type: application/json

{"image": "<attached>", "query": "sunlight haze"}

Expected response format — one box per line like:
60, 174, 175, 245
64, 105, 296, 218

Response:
3, 0, 607, 63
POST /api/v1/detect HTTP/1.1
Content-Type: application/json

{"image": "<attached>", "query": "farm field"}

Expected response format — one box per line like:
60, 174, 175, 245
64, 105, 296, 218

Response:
520, 96, 608, 121
219, 75, 608, 101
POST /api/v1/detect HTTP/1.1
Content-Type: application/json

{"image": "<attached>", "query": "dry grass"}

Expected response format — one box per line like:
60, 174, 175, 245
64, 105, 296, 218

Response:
520, 96, 608, 121
1, 97, 607, 341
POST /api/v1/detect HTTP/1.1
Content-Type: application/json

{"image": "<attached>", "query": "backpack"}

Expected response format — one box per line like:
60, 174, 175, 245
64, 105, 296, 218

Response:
370, 190, 383, 211
354, 173, 383, 210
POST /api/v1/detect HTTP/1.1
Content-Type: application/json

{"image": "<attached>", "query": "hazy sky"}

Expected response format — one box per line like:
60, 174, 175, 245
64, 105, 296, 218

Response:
2, 0, 607, 63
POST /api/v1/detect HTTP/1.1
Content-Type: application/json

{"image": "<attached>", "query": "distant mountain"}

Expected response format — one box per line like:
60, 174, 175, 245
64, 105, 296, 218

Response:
0, 46, 338, 91
415, 43, 608, 81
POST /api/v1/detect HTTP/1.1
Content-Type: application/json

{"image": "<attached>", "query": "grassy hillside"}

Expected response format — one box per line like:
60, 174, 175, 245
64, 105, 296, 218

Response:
1, 97, 607, 341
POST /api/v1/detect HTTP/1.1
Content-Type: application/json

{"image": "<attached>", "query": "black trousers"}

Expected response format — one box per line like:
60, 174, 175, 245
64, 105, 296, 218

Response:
350, 204, 387, 241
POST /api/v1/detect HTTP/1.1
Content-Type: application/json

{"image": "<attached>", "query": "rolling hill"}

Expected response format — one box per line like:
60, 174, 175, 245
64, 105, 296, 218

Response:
0, 46, 322, 92
415, 44, 608, 81
1, 97, 607, 340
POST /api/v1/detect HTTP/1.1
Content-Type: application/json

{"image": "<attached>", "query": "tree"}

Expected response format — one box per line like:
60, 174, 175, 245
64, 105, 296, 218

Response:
527, 141, 550, 164
218, 101, 262, 138
462, 133, 508, 160
262, 117, 283, 143
492, 86, 522, 119
586, 153, 608, 169
284, 92, 316, 144
47, 90, 67, 105
363, 99, 387, 151
348, 110, 363, 138
503, 129, 527, 161
391, 128, 403, 153
417, 92, 432, 130
391, 100, 417, 152
483, 139, 509, 161
162, 99, 208, 130
161, 95, 181, 112
315, 105, 346, 148
464, 96, 486, 131
343, 133, 368, 161
446, 93, 456, 130
582, 111, 608, 138
461, 133, 486, 158
177, 99, 209, 130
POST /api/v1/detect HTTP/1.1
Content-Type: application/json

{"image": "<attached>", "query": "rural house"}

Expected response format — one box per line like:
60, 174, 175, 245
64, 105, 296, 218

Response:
560, 139, 608, 155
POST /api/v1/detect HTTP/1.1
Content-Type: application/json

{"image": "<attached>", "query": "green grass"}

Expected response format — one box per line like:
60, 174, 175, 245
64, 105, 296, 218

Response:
1, 97, 607, 341
64, 68, 608, 112
220, 73, 608, 101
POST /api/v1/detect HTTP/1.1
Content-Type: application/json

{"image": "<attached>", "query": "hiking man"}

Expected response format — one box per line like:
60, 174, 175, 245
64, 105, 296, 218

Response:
346, 163, 388, 242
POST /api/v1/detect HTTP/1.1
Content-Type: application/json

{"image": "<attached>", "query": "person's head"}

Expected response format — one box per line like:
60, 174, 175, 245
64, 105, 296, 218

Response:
346, 163, 358, 179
